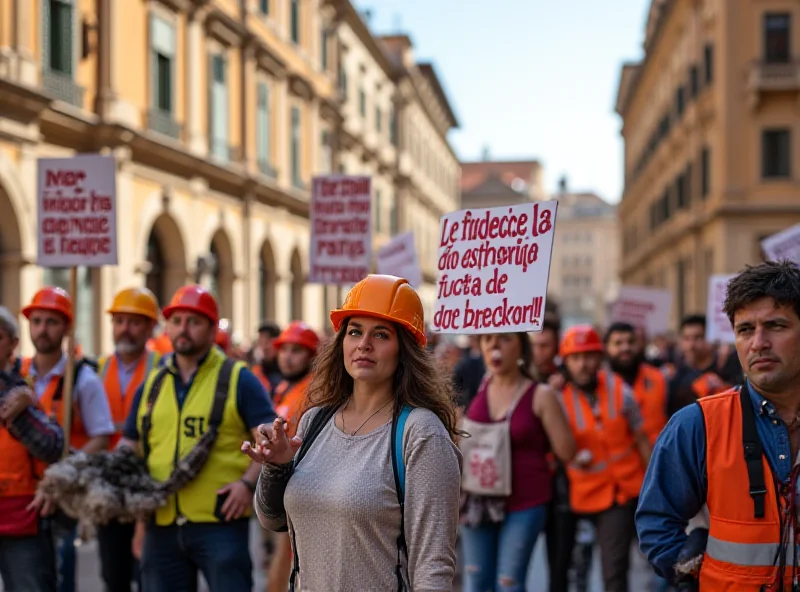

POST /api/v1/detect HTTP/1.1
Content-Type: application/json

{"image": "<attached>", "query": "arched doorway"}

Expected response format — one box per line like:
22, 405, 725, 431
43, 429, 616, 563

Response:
145, 214, 188, 308
209, 229, 234, 322
0, 184, 23, 316
289, 248, 304, 321
259, 240, 276, 322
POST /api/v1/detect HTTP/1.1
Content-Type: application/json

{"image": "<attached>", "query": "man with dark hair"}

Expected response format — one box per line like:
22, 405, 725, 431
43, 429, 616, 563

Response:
637, 259, 800, 589
253, 321, 282, 394
667, 314, 741, 416
532, 317, 561, 383
605, 322, 668, 446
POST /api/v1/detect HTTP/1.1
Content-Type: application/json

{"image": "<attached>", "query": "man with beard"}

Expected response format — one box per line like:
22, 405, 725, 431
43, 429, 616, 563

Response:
264, 320, 319, 592
120, 285, 275, 592
252, 321, 281, 394
0, 305, 65, 592
21, 287, 115, 592
560, 325, 651, 592
605, 322, 668, 446
96, 288, 161, 592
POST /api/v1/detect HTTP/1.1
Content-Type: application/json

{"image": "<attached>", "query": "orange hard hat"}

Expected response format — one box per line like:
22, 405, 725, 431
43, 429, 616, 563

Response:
274, 321, 320, 354
22, 287, 73, 324
560, 325, 604, 358
162, 285, 219, 323
215, 319, 231, 352
107, 287, 160, 321
330, 274, 426, 346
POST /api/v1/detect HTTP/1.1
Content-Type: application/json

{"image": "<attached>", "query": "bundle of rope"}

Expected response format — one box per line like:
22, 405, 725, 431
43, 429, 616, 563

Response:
37, 424, 222, 525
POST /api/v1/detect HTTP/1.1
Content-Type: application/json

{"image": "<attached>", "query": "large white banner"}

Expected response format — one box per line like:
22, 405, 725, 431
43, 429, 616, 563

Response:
376, 232, 422, 288
37, 155, 118, 267
762, 224, 800, 264
309, 175, 372, 284
610, 287, 672, 336
707, 274, 736, 344
431, 202, 558, 334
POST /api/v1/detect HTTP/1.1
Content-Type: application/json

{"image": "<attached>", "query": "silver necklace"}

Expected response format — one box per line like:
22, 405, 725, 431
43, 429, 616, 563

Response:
341, 398, 393, 437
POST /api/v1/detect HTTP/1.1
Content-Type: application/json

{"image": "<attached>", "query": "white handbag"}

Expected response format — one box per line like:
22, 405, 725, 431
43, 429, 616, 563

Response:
459, 381, 527, 497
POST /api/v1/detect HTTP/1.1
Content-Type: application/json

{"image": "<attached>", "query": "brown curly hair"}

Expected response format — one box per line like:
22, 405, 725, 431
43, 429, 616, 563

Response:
303, 318, 461, 441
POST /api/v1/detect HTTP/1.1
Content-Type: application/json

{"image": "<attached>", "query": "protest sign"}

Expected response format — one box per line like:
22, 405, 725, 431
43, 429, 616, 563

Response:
431, 202, 557, 334
37, 154, 118, 267
706, 274, 736, 344
761, 224, 800, 264
376, 232, 422, 288
309, 175, 372, 284
610, 287, 672, 336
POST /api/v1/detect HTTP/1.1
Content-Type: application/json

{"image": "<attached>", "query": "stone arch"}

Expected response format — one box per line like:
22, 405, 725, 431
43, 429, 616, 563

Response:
145, 213, 189, 308
289, 247, 304, 321
259, 240, 277, 322
209, 229, 234, 322
0, 183, 24, 316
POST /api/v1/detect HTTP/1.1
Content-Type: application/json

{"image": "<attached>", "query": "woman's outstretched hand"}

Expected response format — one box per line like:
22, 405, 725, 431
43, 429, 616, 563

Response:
241, 417, 302, 465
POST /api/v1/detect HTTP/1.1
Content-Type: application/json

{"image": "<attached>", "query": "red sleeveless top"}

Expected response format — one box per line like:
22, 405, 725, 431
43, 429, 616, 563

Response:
466, 381, 552, 511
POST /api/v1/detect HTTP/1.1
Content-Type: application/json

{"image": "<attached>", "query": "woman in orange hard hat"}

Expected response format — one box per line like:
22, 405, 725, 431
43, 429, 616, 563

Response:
245, 274, 462, 591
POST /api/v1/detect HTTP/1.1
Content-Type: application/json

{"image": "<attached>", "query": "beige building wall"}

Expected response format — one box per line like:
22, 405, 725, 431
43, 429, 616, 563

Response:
0, 0, 462, 356
617, 0, 800, 330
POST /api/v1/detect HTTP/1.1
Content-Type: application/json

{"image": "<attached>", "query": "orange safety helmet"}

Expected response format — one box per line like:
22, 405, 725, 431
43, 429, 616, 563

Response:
560, 325, 604, 358
215, 319, 231, 352
274, 321, 320, 354
22, 286, 73, 324
162, 285, 219, 324
107, 287, 160, 321
330, 274, 426, 346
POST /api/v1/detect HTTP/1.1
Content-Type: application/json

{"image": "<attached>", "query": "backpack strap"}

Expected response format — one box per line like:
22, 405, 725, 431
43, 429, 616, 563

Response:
208, 358, 235, 432
739, 385, 766, 519
141, 366, 170, 462
390, 404, 413, 591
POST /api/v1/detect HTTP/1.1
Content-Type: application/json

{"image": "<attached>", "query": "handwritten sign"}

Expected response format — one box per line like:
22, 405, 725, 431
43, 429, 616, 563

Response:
707, 274, 736, 344
762, 224, 800, 264
37, 155, 118, 267
431, 202, 558, 334
610, 287, 672, 337
309, 175, 372, 284
376, 232, 422, 288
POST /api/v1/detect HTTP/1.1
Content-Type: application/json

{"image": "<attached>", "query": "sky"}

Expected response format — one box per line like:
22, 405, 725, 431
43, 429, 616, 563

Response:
354, 0, 652, 203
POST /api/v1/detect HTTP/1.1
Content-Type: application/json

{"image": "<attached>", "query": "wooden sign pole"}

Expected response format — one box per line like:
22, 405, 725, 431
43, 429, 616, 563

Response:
61, 266, 77, 458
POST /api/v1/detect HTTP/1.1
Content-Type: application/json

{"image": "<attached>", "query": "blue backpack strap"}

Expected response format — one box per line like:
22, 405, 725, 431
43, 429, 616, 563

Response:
390, 404, 413, 590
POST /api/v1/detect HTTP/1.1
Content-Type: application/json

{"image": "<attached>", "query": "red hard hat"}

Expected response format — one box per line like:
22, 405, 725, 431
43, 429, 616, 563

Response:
274, 321, 320, 355
22, 287, 73, 324
162, 285, 219, 324
560, 325, 604, 358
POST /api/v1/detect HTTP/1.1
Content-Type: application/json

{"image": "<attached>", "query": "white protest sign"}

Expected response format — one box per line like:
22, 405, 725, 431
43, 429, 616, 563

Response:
432, 202, 558, 334
706, 274, 736, 344
761, 224, 800, 264
309, 175, 372, 284
610, 286, 672, 336
376, 232, 422, 288
37, 154, 118, 267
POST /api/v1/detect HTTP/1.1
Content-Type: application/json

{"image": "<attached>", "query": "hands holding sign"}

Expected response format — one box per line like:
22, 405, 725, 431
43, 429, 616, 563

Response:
432, 203, 557, 334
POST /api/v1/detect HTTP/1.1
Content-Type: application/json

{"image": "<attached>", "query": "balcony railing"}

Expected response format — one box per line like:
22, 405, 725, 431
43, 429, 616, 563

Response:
209, 138, 239, 163
257, 159, 278, 179
748, 61, 800, 94
42, 69, 84, 107
147, 109, 182, 140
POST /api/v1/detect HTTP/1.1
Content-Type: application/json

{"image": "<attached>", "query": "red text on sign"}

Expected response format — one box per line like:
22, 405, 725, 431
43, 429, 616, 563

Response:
45, 170, 86, 187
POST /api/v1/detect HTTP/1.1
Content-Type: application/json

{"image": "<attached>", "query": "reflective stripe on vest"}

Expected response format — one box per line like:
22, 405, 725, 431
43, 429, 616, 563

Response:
568, 371, 617, 431
706, 536, 782, 567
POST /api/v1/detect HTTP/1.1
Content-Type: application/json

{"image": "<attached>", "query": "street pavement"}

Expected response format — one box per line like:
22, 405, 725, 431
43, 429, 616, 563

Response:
0, 519, 658, 592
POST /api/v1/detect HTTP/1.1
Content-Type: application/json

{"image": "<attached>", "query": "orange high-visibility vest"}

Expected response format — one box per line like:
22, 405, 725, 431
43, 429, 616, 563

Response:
698, 388, 790, 590
251, 364, 275, 395
692, 371, 732, 399
632, 364, 668, 446
0, 428, 39, 498
99, 351, 159, 449
561, 370, 645, 514
20, 358, 90, 450
272, 374, 312, 438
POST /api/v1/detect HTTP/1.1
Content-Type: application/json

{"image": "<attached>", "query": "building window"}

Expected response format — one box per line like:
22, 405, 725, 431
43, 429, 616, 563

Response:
675, 86, 685, 117
259, 0, 268, 15
676, 173, 686, 209
765, 14, 791, 63
762, 129, 791, 179
339, 68, 348, 99
689, 65, 699, 98
704, 44, 714, 85
150, 16, 175, 114
321, 29, 328, 70
375, 106, 382, 133
44, 0, 74, 75
291, 106, 302, 187
375, 190, 382, 233
209, 53, 228, 161
359, 87, 366, 117
701, 147, 711, 197
320, 130, 331, 174
256, 82, 273, 176
684, 163, 693, 207
389, 197, 398, 234
389, 108, 397, 145
676, 258, 687, 321
290, 0, 300, 44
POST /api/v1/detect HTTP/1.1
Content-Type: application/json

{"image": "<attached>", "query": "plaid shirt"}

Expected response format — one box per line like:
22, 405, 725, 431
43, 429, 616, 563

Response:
1, 370, 64, 465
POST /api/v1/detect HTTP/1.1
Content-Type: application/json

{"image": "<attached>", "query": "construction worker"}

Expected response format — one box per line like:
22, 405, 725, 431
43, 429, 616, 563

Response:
96, 287, 161, 592
0, 305, 65, 592
559, 325, 651, 592
120, 285, 276, 592
21, 287, 115, 592
265, 320, 319, 592
637, 260, 800, 590
252, 321, 281, 394
605, 322, 668, 446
